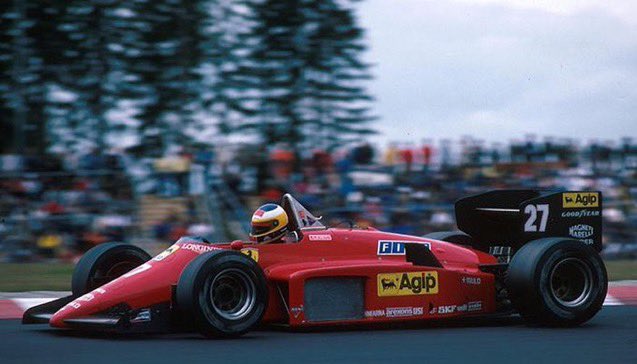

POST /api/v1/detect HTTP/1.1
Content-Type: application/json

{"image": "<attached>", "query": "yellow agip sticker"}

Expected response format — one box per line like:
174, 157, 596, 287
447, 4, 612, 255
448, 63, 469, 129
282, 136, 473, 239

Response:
562, 192, 599, 208
241, 248, 259, 262
377, 271, 438, 297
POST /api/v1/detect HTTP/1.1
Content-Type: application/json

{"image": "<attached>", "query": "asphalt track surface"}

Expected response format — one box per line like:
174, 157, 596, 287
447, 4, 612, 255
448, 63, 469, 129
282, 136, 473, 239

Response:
1, 307, 636, 364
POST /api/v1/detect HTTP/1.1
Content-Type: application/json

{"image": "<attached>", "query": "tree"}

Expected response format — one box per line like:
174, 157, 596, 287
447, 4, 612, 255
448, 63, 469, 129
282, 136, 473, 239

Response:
1, 0, 54, 155
46, 0, 151, 154
227, 0, 375, 157
42, 0, 210, 157
0, 1, 18, 153
304, 0, 376, 149
129, 0, 209, 157
198, 0, 257, 142
1, 0, 374, 159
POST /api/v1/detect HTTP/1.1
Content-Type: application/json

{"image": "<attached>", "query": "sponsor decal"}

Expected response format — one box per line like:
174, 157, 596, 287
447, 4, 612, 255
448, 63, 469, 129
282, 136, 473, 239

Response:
77, 293, 94, 302
457, 304, 467, 312
308, 234, 332, 241
365, 309, 385, 318
364, 307, 425, 318
561, 209, 600, 218
153, 244, 180, 261
66, 287, 107, 310
468, 301, 482, 312
290, 305, 303, 318
430, 305, 456, 314
569, 224, 594, 239
131, 309, 152, 323
385, 307, 424, 318
254, 209, 265, 217
241, 248, 259, 262
377, 241, 431, 256
562, 192, 599, 209
377, 271, 438, 297
181, 243, 220, 254
461, 276, 481, 285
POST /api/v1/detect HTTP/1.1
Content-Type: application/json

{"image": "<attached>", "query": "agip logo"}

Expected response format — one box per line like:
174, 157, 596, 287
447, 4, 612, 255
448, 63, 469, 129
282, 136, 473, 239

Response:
241, 248, 259, 262
562, 192, 599, 209
377, 271, 438, 297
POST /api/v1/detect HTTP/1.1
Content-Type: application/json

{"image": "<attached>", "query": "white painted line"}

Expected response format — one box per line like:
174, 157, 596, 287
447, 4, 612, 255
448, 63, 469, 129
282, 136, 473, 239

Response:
13, 298, 58, 311
603, 295, 623, 306
609, 280, 637, 286
476, 208, 520, 212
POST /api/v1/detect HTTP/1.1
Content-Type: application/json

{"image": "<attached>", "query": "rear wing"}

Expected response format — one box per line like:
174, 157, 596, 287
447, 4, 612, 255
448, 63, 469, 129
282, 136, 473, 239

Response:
455, 190, 602, 251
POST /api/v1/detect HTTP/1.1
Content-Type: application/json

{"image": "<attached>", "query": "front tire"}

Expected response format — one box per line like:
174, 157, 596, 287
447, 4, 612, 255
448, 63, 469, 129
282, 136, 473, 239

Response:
176, 250, 268, 338
72, 242, 151, 296
506, 238, 607, 326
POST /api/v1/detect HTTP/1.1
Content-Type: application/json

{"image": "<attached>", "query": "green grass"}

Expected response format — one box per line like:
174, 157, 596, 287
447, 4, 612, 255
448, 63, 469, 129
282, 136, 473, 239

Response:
0, 259, 635, 292
604, 260, 637, 281
0, 263, 74, 292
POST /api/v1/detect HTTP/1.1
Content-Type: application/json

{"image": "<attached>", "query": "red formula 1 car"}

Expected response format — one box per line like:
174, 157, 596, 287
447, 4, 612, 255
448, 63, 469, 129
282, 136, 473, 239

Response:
23, 191, 608, 337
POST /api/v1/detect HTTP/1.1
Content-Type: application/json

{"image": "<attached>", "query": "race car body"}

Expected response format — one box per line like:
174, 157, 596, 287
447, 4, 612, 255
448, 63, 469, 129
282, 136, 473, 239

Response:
23, 191, 608, 337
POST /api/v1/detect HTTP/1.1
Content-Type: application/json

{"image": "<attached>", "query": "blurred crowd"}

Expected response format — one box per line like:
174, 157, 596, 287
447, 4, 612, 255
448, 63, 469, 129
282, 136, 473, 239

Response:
0, 151, 135, 262
228, 137, 637, 257
2, 137, 637, 262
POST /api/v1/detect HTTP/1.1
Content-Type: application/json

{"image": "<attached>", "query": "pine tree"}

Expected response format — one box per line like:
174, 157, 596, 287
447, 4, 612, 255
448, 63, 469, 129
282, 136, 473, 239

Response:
304, 0, 375, 150
130, 0, 209, 157
198, 0, 257, 143
227, 0, 375, 157
44, 0, 146, 154
1, 0, 374, 160
0, 1, 18, 153
1, 0, 54, 155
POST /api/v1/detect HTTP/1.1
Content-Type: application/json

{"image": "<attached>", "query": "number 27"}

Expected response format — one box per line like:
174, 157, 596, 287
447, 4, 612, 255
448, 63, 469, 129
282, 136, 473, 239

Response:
524, 204, 549, 232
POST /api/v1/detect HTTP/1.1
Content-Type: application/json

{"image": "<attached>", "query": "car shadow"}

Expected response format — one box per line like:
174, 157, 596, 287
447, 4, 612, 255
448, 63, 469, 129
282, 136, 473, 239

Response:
276, 314, 526, 334
32, 313, 526, 341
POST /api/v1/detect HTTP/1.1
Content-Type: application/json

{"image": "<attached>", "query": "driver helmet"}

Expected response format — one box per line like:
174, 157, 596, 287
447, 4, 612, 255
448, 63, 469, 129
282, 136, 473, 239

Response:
250, 203, 289, 244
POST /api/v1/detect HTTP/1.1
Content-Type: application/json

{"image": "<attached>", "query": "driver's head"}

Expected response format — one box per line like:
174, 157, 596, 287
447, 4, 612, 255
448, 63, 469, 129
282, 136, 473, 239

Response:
250, 203, 289, 244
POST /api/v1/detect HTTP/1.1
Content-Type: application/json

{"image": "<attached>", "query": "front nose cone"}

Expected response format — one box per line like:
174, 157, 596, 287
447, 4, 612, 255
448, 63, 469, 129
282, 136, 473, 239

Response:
50, 304, 73, 328
49, 294, 102, 328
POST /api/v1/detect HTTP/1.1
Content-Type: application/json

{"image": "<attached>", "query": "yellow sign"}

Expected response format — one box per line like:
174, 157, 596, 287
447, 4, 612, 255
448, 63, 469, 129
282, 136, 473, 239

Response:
377, 271, 438, 297
562, 192, 599, 209
241, 248, 259, 262
153, 244, 180, 261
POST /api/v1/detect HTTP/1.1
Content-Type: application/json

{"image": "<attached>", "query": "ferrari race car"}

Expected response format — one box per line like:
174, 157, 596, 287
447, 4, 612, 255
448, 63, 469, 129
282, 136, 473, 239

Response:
23, 191, 608, 338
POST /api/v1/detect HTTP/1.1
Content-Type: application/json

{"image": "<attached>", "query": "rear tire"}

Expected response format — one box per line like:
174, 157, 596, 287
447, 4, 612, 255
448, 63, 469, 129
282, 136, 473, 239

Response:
72, 243, 151, 296
506, 238, 607, 326
176, 250, 268, 338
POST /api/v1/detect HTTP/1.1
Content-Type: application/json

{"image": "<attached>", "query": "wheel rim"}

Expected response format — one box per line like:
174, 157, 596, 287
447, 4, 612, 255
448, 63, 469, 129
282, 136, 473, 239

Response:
208, 268, 256, 320
549, 257, 593, 307
91, 259, 141, 288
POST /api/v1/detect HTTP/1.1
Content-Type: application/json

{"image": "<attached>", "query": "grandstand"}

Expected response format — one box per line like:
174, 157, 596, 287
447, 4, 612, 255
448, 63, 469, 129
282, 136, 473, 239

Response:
1, 137, 636, 262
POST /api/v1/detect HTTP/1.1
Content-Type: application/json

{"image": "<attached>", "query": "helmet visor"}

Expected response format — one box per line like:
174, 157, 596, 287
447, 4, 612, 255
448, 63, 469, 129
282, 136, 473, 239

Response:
251, 220, 280, 237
